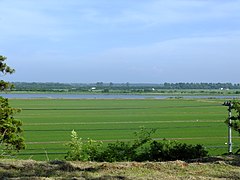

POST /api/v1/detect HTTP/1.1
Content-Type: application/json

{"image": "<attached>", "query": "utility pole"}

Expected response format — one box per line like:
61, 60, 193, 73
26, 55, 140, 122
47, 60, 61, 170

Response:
223, 101, 233, 154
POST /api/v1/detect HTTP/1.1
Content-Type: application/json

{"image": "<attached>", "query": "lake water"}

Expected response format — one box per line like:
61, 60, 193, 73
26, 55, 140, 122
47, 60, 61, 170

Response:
0, 93, 239, 99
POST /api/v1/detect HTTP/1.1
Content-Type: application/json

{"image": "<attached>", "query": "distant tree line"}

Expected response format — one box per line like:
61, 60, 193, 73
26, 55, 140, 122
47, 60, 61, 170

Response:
11, 82, 240, 92
162, 83, 240, 89
13, 82, 75, 92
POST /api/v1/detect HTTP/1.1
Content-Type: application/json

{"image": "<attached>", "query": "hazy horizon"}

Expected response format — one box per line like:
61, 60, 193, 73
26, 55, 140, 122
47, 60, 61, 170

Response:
10, 81, 240, 85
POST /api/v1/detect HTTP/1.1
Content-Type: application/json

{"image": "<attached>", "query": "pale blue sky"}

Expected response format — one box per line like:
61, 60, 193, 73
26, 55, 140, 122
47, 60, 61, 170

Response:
1, 0, 240, 83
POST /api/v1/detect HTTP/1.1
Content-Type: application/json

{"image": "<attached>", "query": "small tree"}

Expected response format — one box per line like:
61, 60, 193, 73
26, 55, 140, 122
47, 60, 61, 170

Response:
0, 55, 25, 155
224, 101, 240, 133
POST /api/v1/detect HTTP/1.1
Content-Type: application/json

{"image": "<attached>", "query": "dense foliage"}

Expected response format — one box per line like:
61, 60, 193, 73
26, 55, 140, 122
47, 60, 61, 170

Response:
0, 97, 25, 153
0, 55, 25, 155
137, 140, 208, 161
225, 101, 240, 134
65, 128, 208, 162
0, 56, 15, 91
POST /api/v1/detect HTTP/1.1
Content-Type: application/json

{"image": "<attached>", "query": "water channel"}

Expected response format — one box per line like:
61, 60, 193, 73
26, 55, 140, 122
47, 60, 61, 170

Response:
0, 93, 239, 99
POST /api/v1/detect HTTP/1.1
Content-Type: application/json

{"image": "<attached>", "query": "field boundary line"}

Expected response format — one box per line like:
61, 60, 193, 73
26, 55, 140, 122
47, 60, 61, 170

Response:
21, 104, 220, 111
24, 120, 224, 126
26, 136, 240, 144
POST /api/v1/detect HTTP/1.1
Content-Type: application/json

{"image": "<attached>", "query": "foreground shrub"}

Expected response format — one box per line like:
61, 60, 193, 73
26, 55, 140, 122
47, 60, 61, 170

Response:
98, 141, 133, 162
65, 130, 102, 161
137, 140, 208, 161
65, 128, 208, 162
97, 127, 156, 162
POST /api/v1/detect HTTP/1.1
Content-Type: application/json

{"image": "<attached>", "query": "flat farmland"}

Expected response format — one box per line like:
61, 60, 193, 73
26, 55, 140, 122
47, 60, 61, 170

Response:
9, 98, 240, 160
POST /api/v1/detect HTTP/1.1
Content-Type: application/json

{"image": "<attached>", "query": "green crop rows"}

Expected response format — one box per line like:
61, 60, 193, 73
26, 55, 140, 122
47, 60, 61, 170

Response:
9, 98, 240, 160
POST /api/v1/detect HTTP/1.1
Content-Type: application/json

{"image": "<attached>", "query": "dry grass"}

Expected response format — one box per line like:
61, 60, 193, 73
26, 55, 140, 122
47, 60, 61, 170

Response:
0, 156, 240, 179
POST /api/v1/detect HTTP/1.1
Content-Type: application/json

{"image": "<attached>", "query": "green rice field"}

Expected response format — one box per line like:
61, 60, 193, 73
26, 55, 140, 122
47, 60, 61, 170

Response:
9, 98, 240, 160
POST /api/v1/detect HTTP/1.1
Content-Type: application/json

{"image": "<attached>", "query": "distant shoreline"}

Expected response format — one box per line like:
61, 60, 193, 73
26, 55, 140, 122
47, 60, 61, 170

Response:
0, 92, 240, 99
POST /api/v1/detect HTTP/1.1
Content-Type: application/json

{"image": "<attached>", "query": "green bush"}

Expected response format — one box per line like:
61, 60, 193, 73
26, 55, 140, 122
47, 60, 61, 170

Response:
98, 141, 133, 162
65, 128, 208, 162
98, 127, 156, 162
137, 140, 208, 161
65, 130, 102, 161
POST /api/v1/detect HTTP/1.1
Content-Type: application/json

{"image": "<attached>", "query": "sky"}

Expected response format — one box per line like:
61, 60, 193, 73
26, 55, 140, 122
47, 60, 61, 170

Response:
1, 0, 240, 83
